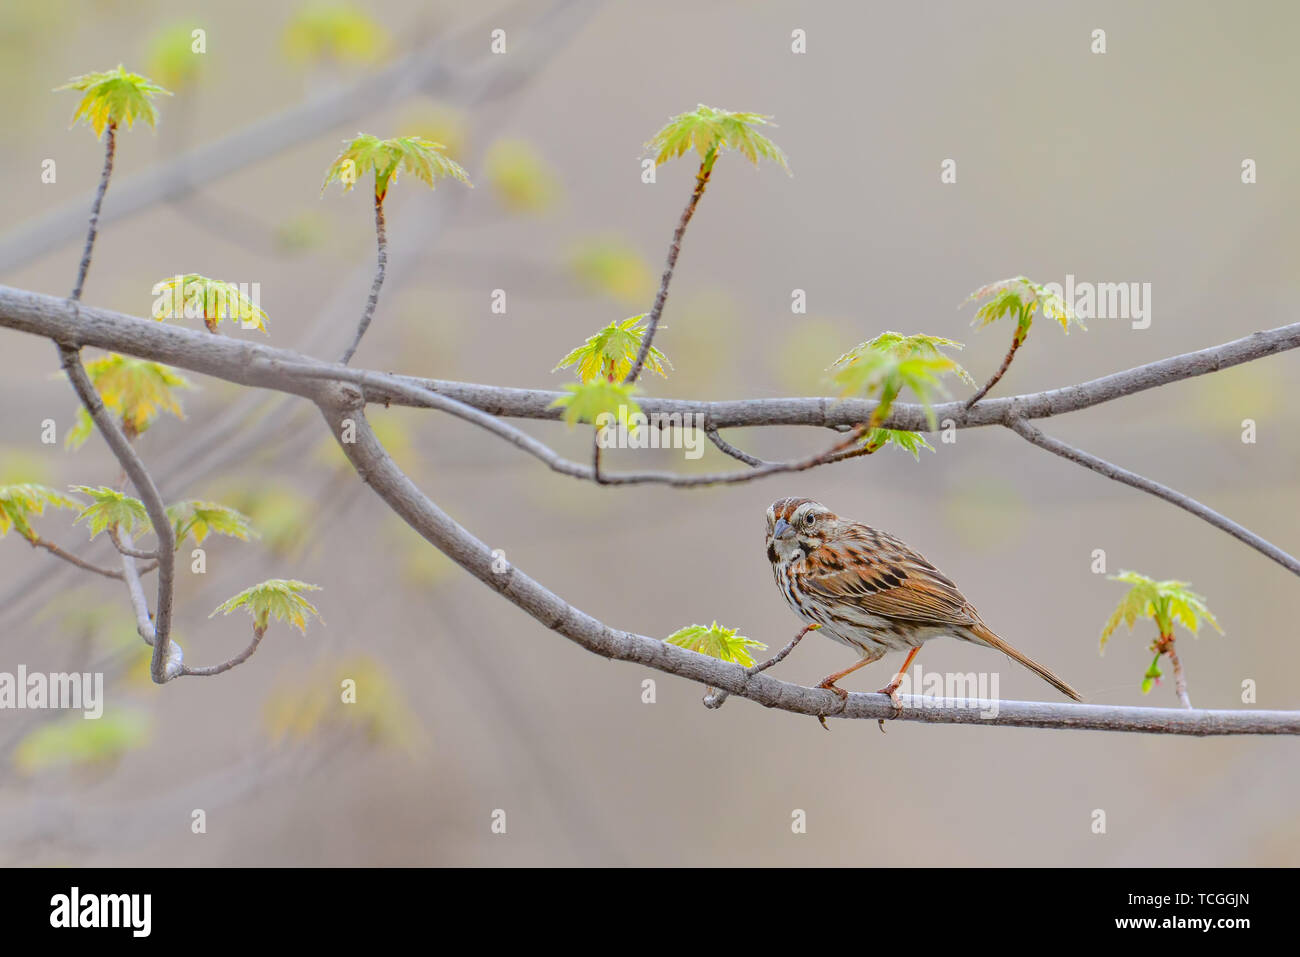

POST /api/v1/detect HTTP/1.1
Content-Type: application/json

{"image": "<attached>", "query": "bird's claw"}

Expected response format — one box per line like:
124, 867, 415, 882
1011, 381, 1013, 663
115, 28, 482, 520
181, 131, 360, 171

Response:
815, 680, 849, 730
875, 684, 903, 732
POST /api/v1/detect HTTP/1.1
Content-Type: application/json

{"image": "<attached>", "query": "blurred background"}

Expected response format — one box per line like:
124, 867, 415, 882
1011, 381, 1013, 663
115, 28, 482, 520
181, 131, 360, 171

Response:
0, 0, 1297, 865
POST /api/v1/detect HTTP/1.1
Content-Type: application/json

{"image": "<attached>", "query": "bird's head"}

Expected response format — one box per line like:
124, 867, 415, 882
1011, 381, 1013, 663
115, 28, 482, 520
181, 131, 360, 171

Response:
766, 497, 835, 563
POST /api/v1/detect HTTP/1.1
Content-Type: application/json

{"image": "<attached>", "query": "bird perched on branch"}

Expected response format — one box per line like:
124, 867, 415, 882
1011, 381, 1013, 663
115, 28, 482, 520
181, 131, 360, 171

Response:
765, 497, 1082, 723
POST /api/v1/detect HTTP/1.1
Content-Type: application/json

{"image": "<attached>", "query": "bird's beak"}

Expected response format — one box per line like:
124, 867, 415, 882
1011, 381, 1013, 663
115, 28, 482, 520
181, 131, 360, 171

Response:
773, 518, 793, 540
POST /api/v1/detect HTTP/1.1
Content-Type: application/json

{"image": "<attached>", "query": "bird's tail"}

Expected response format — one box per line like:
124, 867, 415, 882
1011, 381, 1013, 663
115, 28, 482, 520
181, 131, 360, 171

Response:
970, 623, 1083, 702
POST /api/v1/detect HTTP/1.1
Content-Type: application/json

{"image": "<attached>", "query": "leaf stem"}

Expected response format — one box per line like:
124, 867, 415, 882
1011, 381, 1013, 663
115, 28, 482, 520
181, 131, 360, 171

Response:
339, 193, 387, 365
70, 123, 115, 302
624, 148, 716, 386
27, 535, 123, 580
965, 324, 1025, 409
1157, 633, 1193, 709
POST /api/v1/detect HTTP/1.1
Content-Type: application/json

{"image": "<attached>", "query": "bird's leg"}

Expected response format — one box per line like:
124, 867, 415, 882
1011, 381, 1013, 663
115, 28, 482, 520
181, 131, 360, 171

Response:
878, 647, 920, 715
815, 652, 881, 730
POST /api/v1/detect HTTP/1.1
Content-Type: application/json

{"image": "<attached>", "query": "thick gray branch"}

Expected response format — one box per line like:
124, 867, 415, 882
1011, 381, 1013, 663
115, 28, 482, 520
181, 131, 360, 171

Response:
5, 285, 1296, 432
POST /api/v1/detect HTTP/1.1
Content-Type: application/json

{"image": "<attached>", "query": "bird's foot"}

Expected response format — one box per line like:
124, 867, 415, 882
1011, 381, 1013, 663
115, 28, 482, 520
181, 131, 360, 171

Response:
815, 678, 849, 731
874, 681, 904, 732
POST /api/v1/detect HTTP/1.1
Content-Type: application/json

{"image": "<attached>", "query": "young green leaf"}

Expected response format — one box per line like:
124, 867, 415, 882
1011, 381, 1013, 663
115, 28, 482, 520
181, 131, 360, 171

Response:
553, 316, 671, 384
831, 332, 972, 429
71, 486, 149, 540
863, 428, 935, 460
152, 274, 269, 333
964, 276, 1084, 335
646, 104, 790, 173
0, 484, 84, 542
166, 500, 255, 547
1099, 570, 1223, 652
64, 354, 191, 448
322, 133, 471, 202
665, 621, 767, 668
833, 331, 974, 386
550, 381, 641, 429
211, 579, 323, 634
56, 65, 171, 138
1140, 653, 1163, 695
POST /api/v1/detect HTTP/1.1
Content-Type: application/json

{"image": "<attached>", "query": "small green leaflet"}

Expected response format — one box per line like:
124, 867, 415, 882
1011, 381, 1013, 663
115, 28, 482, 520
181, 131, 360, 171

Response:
166, 500, 256, 546
963, 276, 1084, 335
646, 104, 790, 173
71, 486, 149, 540
0, 484, 84, 541
322, 133, 471, 201
211, 579, 323, 634
550, 381, 641, 429
56, 65, 171, 138
553, 315, 671, 384
665, 621, 767, 668
1099, 570, 1223, 652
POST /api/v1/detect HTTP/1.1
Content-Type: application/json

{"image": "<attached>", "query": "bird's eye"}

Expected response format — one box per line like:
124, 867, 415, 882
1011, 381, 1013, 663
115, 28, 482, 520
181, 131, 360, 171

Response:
804, 513, 816, 528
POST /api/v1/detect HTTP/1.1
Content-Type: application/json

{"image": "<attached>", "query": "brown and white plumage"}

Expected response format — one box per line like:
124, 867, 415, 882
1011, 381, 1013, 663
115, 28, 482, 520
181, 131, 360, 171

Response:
765, 497, 1081, 701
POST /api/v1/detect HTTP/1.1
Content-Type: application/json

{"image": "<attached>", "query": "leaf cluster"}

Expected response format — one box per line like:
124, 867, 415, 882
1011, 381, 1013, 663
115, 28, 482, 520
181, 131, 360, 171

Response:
665, 620, 767, 668
56, 65, 171, 138
553, 315, 670, 384
646, 104, 789, 172
0, 484, 83, 541
65, 354, 191, 448
211, 579, 323, 634
964, 276, 1083, 337
1099, 570, 1223, 652
322, 133, 471, 201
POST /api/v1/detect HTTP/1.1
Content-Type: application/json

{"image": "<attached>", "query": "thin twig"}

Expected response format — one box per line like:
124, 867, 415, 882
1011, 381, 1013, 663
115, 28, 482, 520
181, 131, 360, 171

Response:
58, 346, 178, 681
704, 424, 774, 468
339, 194, 387, 365
704, 623, 820, 708
27, 536, 123, 580
624, 149, 715, 385
107, 526, 159, 560
965, 327, 1023, 409
1007, 416, 1300, 577
69, 124, 114, 301
180, 625, 266, 677
1158, 635, 1194, 710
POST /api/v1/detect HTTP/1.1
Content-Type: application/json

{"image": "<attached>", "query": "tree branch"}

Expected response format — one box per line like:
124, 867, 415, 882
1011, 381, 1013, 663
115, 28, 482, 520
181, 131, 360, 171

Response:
57, 345, 179, 681
339, 194, 386, 365
179, 625, 266, 678
313, 383, 1300, 735
1007, 417, 1300, 577
7, 288, 1299, 566
6, 286, 1295, 434
27, 536, 123, 580
625, 148, 714, 385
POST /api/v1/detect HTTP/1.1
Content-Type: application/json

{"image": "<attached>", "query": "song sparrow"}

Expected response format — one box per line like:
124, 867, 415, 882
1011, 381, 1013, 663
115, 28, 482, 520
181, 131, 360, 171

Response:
766, 497, 1082, 714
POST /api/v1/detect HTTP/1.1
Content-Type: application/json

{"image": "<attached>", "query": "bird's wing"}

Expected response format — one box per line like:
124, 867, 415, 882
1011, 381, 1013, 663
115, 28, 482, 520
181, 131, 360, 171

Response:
797, 524, 980, 627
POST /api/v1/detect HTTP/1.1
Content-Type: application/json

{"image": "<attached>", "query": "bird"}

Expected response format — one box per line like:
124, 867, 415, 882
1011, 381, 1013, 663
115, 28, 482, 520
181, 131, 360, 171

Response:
765, 497, 1082, 722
